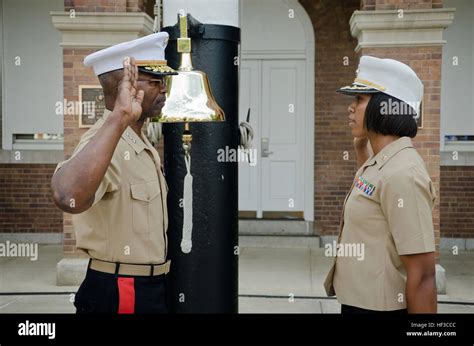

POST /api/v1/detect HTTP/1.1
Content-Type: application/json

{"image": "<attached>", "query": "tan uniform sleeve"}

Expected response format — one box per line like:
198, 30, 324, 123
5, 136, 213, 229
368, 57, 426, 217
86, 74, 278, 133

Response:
53, 134, 121, 207
380, 166, 436, 255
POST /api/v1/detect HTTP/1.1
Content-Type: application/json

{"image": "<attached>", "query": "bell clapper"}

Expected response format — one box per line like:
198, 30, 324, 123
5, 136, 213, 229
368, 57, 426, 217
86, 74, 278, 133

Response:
182, 122, 192, 157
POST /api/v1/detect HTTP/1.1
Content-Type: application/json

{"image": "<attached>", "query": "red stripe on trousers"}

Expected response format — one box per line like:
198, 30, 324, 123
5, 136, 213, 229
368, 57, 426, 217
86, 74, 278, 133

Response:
117, 277, 135, 314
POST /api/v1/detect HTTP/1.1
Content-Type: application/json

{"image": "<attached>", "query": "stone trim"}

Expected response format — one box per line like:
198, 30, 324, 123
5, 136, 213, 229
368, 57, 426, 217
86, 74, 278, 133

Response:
0, 233, 63, 244
0, 149, 64, 164
350, 8, 456, 52
50, 12, 154, 48
440, 237, 474, 251
441, 150, 474, 166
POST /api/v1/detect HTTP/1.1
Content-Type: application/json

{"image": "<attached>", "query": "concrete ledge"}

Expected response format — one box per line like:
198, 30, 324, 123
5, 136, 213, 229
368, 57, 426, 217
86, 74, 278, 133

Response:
239, 235, 320, 249
0, 233, 63, 244
239, 220, 314, 236
319, 235, 338, 248
56, 258, 88, 286
0, 150, 64, 164
441, 150, 474, 166
440, 237, 474, 251
436, 264, 446, 294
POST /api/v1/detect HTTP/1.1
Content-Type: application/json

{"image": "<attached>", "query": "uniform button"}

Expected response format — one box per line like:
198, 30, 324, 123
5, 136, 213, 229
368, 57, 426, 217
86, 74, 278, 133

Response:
382, 155, 388, 161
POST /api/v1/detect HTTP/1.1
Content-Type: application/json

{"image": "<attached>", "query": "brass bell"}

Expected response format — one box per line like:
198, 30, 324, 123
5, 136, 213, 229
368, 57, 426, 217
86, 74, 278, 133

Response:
159, 14, 225, 123
156, 13, 225, 254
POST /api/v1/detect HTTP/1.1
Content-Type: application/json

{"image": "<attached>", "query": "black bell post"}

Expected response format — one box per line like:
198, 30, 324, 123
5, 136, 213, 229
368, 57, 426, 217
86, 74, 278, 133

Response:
162, 14, 240, 313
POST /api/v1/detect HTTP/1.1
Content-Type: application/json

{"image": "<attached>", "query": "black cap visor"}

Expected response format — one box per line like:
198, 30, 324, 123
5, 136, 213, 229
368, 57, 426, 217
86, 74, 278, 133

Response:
336, 83, 380, 96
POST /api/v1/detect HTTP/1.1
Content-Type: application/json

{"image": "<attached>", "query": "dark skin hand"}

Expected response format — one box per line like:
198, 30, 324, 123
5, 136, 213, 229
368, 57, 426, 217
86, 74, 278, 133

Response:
51, 56, 166, 213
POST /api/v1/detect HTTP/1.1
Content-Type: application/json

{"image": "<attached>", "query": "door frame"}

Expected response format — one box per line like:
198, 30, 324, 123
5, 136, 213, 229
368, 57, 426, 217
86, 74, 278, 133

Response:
240, 0, 314, 221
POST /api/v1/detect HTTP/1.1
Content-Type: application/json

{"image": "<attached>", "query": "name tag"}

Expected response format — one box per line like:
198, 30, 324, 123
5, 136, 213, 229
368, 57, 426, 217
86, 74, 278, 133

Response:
355, 175, 376, 196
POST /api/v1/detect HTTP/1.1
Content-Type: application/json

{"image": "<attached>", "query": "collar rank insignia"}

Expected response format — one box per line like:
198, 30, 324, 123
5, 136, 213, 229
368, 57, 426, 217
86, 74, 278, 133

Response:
355, 175, 376, 196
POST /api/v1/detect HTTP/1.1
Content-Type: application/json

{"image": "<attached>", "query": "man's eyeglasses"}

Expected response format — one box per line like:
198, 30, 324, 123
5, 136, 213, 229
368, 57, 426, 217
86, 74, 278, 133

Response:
137, 78, 167, 88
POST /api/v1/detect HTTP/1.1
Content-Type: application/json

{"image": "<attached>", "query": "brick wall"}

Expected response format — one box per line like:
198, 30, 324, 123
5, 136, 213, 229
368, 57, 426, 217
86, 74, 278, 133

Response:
440, 166, 474, 238
61, 0, 152, 257
0, 164, 63, 233
64, 0, 147, 12
62, 48, 98, 257
299, 0, 362, 235
361, 0, 443, 10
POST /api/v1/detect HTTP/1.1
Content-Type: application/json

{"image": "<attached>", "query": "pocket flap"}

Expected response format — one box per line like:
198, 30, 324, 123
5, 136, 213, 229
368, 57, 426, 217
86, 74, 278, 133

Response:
130, 180, 160, 202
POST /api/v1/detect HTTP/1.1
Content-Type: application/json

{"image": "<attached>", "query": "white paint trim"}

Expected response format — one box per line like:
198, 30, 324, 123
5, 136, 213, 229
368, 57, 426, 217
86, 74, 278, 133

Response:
50, 12, 154, 48
0, 0, 4, 149
289, 0, 314, 222
163, 0, 240, 27
350, 8, 456, 52
242, 50, 307, 60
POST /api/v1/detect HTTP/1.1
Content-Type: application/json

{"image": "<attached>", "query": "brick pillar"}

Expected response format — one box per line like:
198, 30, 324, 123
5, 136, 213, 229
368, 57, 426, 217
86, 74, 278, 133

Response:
350, 2, 455, 292
298, 0, 361, 237
358, 46, 442, 258
62, 47, 98, 258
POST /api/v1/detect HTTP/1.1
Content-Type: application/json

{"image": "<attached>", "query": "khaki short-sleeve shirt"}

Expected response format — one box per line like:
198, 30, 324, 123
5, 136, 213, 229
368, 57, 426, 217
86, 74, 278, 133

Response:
323, 137, 436, 311
54, 109, 169, 264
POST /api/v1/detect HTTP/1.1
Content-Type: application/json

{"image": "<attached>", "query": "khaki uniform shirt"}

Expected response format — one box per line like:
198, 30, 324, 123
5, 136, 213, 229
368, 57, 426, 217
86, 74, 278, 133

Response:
54, 109, 169, 264
323, 137, 436, 311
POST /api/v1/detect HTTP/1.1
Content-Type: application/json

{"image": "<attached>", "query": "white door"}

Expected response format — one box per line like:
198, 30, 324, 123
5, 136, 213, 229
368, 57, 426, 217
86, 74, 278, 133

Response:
238, 60, 260, 212
239, 59, 305, 217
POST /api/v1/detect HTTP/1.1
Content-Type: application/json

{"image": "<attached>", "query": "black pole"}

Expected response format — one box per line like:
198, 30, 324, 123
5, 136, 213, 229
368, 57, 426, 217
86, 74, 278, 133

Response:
163, 15, 240, 313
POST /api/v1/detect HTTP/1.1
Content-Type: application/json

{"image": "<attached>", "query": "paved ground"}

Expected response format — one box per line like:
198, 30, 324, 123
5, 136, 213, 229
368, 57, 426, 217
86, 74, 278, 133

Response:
0, 244, 473, 313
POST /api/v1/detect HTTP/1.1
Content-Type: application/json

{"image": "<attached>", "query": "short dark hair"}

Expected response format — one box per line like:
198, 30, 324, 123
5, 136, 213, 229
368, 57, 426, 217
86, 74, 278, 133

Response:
98, 70, 123, 108
365, 93, 418, 138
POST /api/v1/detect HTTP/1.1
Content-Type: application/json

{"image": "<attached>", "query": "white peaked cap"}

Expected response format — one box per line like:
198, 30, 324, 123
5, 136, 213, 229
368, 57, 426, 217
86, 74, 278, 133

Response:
338, 56, 424, 115
84, 32, 176, 76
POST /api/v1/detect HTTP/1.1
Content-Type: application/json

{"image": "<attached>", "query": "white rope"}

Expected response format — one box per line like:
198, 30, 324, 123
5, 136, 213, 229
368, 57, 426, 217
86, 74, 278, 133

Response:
239, 121, 254, 164
146, 121, 163, 146
181, 154, 193, 254
239, 121, 254, 150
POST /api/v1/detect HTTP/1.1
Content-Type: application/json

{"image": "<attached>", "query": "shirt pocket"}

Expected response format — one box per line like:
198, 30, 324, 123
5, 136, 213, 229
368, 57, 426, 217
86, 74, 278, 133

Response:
130, 180, 162, 234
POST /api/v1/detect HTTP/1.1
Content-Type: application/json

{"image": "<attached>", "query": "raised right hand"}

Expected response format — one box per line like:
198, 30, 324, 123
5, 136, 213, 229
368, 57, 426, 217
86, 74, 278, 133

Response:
114, 56, 145, 125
